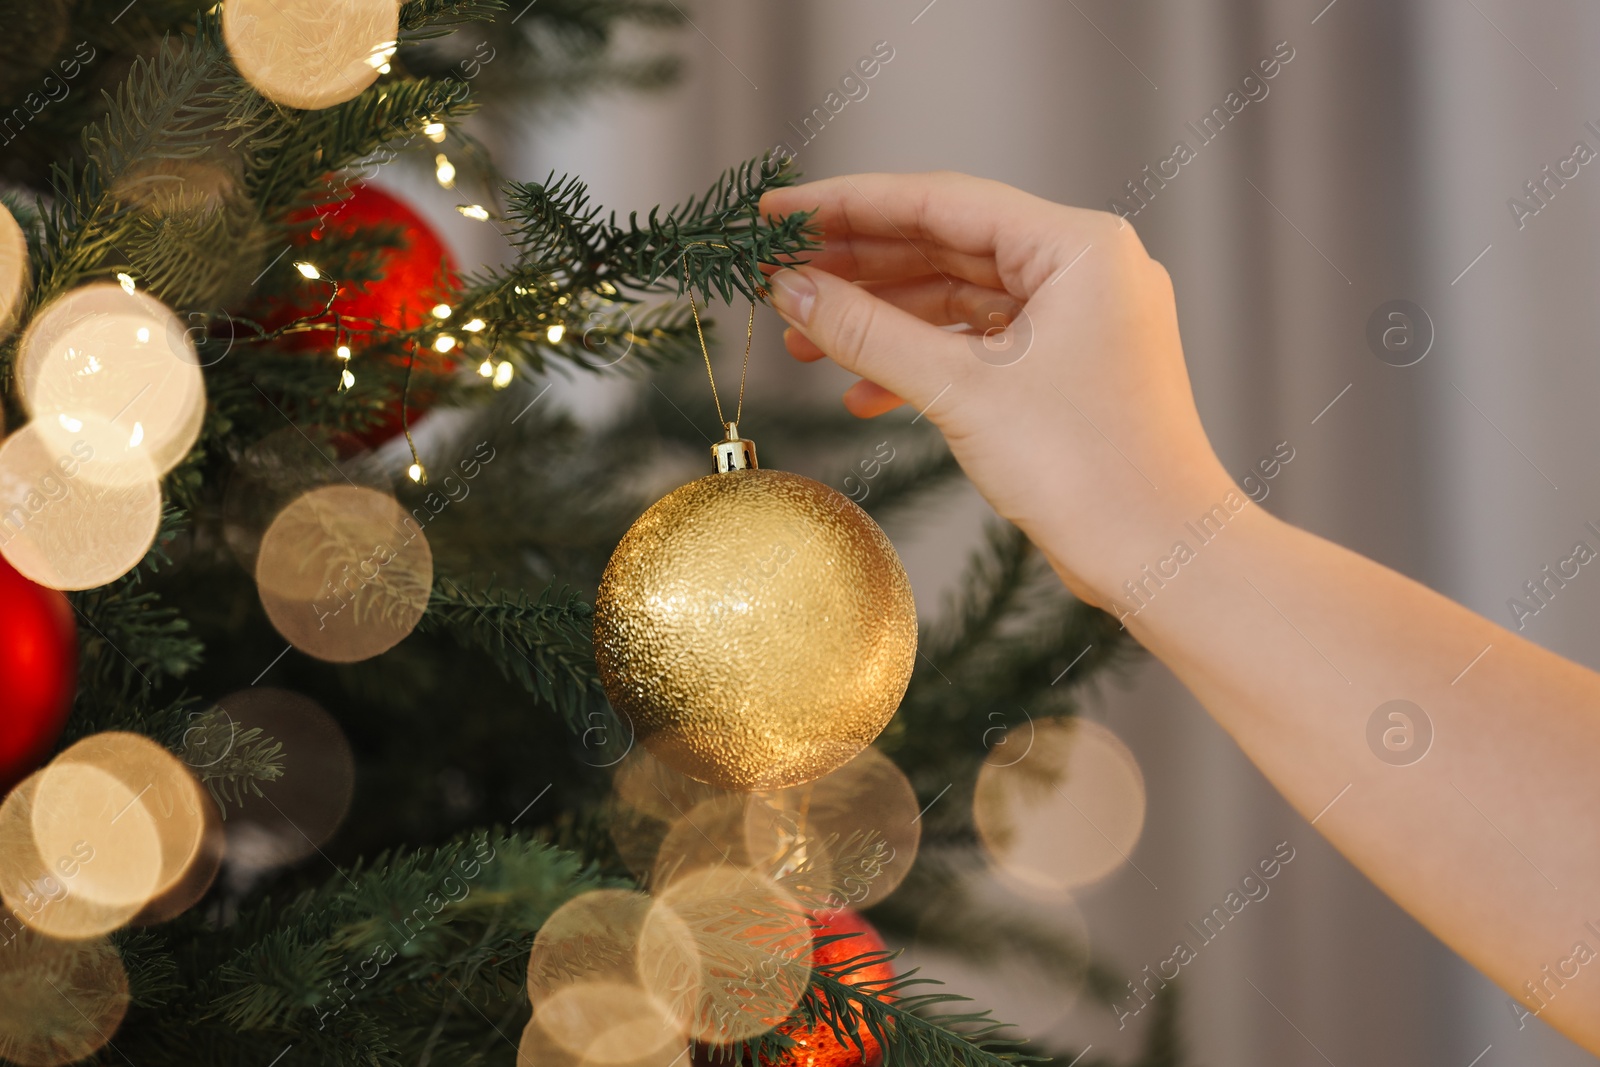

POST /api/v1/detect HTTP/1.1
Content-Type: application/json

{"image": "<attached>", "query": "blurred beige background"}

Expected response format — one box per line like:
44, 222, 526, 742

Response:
397, 1, 1600, 1063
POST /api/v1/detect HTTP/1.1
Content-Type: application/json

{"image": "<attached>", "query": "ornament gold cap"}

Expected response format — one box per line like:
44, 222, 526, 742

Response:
711, 422, 758, 473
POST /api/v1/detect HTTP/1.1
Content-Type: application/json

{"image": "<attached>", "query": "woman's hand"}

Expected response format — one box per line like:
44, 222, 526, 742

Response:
760, 171, 1235, 608
767, 171, 1600, 1055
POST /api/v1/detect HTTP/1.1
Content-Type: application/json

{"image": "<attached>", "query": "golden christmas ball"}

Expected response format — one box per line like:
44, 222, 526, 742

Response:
594, 427, 916, 791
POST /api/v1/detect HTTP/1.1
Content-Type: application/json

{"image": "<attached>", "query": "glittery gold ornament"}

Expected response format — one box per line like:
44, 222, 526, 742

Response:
594, 425, 916, 791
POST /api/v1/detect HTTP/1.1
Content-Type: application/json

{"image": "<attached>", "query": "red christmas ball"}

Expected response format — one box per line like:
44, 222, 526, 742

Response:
295, 183, 459, 344
0, 552, 76, 791
271, 183, 461, 446
770, 908, 895, 1067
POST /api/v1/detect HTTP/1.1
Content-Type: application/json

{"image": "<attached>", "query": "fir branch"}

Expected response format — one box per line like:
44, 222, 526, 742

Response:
732, 947, 1041, 1067
399, 0, 507, 37
876, 520, 1137, 838
117, 833, 609, 1065
920, 523, 1038, 673
68, 564, 204, 700
29, 19, 260, 314
114, 928, 185, 1012
503, 152, 813, 303
417, 578, 608, 732
181, 711, 286, 812
427, 153, 813, 390
453, 152, 814, 356
247, 76, 480, 215
477, 294, 709, 379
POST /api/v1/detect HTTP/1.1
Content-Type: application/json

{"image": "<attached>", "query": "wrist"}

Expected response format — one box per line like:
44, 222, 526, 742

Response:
1040, 458, 1252, 614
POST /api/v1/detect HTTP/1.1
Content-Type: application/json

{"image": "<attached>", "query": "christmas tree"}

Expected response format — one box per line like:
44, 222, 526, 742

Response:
0, 3, 1183, 1064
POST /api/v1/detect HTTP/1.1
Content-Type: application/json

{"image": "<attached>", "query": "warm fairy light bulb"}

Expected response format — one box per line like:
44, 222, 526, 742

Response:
431, 303, 451, 319
57, 414, 83, 433
423, 121, 446, 142
433, 334, 456, 353
492, 361, 513, 388
407, 462, 424, 483
336, 344, 351, 361
458, 204, 490, 221
462, 318, 485, 332
366, 42, 397, 70
545, 324, 565, 344
434, 154, 455, 188
295, 262, 319, 279
339, 368, 355, 389
128, 422, 144, 448
477, 359, 494, 378
512, 285, 527, 295
116, 272, 136, 294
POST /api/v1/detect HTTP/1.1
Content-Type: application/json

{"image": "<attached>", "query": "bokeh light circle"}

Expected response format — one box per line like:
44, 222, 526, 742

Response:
527, 889, 653, 998
518, 1009, 689, 1067
973, 717, 1147, 894
0, 770, 156, 939
637, 866, 812, 1044
49, 732, 212, 922
608, 749, 728, 879
134, 784, 224, 926
0, 202, 27, 340
0, 916, 129, 1067
746, 747, 920, 910
205, 688, 355, 874
255, 484, 433, 663
650, 794, 754, 891
17, 282, 205, 479
0, 421, 161, 590
223, 426, 372, 575
223, 0, 401, 111
31, 762, 163, 912
534, 982, 683, 1066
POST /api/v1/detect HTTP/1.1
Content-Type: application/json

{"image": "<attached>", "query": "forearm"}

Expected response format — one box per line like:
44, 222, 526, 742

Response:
758, 170, 1600, 1050
1077, 501, 1600, 1047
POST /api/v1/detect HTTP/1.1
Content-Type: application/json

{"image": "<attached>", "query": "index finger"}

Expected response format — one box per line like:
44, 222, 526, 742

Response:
760, 171, 1120, 297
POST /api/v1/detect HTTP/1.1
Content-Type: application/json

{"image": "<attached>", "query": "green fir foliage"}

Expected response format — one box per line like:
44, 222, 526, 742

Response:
0, 2, 1169, 1064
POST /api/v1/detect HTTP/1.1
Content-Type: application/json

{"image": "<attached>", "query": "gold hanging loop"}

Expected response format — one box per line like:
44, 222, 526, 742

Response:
679, 251, 764, 471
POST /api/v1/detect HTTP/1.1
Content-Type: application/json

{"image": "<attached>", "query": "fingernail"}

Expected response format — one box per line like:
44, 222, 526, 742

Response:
768, 269, 816, 325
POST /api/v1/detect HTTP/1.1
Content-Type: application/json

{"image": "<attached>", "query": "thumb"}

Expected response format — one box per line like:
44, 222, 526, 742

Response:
767, 267, 966, 409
